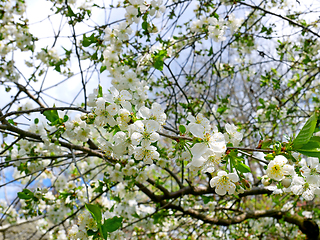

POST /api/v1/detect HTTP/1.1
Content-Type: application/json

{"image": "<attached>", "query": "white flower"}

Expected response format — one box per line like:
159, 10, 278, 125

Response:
266, 155, 293, 181
138, 103, 166, 125
150, 0, 166, 17
290, 176, 318, 201
201, 148, 223, 173
191, 19, 204, 32
300, 157, 320, 186
189, 143, 208, 167
113, 131, 127, 145
210, 171, 239, 195
228, 13, 242, 33
130, 120, 160, 146
125, 5, 140, 24
225, 123, 243, 146
117, 108, 131, 130
188, 124, 226, 153
207, 17, 227, 42
134, 145, 159, 164
73, 121, 91, 142
187, 113, 211, 133
105, 86, 132, 111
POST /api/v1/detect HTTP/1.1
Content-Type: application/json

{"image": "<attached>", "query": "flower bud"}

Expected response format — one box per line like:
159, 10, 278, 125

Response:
115, 163, 121, 170
281, 177, 292, 188
241, 179, 252, 190
261, 175, 271, 186
80, 114, 87, 121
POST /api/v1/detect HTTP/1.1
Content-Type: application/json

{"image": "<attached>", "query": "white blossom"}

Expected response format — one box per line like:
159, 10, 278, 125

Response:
210, 171, 239, 195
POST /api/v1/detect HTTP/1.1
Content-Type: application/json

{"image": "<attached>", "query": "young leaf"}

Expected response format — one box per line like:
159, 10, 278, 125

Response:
82, 33, 96, 47
17, 189, 33, 200
292, 113, 317, 150
296, 136, 320, 158
101, 216, 123, 233
237, 162, 251, 173
153, 50, 167, 71
142, 21, 148, 31
200, 195, 213, 204
43, 107, 59, 123
179, 125, 186, 134
8, 119, 16, 125
98, 85, 103, 98
100, 65, 107, 73
66, 6, 76, 17
85, 203, 102, 225
63, 115, 69, 122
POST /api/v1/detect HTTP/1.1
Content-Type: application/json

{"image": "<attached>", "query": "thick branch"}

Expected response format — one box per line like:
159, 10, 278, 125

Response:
137, 180, 319, 239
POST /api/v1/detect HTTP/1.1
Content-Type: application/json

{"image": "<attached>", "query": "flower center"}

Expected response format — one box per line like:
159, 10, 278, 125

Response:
218, 175, 229, 185
271, 164, 281, 174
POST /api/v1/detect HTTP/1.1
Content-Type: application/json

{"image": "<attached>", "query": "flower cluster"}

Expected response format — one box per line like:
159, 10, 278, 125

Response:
191, 14, 242, 42
3, 0, 320, 239
36, 48, 60, 67
180, 113, 245, 195
0, 0, 35, 83
264, 156, 320, 200
124, 0, 165, 23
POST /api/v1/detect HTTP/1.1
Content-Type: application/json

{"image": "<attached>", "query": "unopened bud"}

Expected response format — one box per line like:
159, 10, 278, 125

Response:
88, 113, 95, 119
80, 114, 87, 121
241, 179, 252, 190
281, 177, 292, 188
115, 163, 121, 170
261, 175, 271, 186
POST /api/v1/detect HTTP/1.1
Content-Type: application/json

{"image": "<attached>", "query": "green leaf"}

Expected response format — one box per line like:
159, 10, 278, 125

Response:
292, 113, 317, 149
101, 226, 108, 240
153, 50, 167, 71
258, 98, 265, 105
66, 6, 76, 17
264, 153, 274, 160
213, 12, 219, 20
142, 21, 148, 31
179, 125, 186, 134
101, 216, 123, 233
85, 203, 102, 225
208, 47, 213, 56
201, 195, 213, 204
53, 60, 63, 72
260, 139, 272, 149
43, 106, 59, 123
34, 118, 39, 124
87, 229, 98, 236
98, 85, 103, 98
217, 106, 228, 114
237, 162, 251, 173
100, 65, 107, 73
8, 119, 16, 125
152, 211, 165, 225
17, 189, 33, 200
82, 33, 96, 47
154, 58, 164, 71
297, 136, 320, 158
63, 115, 69, 122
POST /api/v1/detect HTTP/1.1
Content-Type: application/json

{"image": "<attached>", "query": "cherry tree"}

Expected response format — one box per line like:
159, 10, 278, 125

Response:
1, 0, 320, 239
